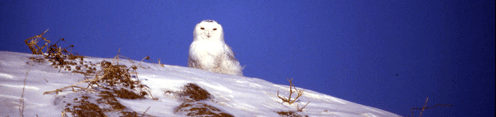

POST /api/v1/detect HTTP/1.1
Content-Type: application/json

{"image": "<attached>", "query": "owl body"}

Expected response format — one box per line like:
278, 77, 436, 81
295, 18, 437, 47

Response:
188, 20, 243, 76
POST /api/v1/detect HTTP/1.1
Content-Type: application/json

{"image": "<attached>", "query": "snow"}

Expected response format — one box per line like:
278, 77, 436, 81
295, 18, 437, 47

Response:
0, 51, 400, 117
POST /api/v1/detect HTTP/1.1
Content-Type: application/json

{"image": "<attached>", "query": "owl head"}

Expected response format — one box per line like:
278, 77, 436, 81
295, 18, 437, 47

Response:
193, 20, 224, 41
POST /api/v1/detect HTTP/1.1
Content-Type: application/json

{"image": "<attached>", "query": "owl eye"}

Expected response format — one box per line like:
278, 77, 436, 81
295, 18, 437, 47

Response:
213, 28, 217, 31
200, 27, 205, 30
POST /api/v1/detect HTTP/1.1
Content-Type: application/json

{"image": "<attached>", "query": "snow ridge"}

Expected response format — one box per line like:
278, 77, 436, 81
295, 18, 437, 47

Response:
0, 51, 399, 117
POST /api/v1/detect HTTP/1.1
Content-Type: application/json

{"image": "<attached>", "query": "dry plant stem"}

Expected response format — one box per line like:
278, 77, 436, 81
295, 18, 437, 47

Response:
277, 78, 304, 105
112, 53, 134, 66
138, 57, 146, 67
158, 59, 164, 67
297, 101, 310, 112
112, 48, 132, 64
419, 97, 428, 117
19, 68, 30, 117
113, 52, 121, 65
409, 97, 453, 117
142, 106, 151, 117
138, 56, 150, 68
43, 72, 108, 95
24, 29, 50, 54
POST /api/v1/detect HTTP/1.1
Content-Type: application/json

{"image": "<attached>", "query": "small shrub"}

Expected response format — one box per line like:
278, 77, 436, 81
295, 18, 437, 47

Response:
277, 78, 304, 105
276, 78, 310, 114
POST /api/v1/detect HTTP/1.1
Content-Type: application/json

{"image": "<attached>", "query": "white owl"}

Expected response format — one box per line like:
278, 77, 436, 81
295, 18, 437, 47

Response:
188, 20, 243, 76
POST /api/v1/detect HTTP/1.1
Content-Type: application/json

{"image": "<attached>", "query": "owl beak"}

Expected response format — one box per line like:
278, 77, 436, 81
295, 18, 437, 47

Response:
206, 33, 211, 38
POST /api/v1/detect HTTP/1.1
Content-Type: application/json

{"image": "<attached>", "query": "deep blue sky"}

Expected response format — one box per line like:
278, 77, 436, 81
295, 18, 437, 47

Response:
1, 0, 494, 116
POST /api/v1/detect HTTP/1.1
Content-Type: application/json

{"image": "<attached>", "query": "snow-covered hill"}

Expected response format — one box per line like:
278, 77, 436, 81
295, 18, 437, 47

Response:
0, 51, 399, 117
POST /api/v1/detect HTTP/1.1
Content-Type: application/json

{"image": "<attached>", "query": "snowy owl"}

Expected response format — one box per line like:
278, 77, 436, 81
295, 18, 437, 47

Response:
188, 20, 243, 76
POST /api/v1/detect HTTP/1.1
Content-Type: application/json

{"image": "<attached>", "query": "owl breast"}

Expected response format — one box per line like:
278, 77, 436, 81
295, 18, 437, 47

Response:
189, 40, 226, 68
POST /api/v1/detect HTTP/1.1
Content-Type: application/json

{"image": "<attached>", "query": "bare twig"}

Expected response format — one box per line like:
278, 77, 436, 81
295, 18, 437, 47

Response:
277, 78, 304, 105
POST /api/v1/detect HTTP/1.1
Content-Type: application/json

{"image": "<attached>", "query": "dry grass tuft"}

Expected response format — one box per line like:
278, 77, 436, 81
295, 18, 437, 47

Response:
43, 56, 151, 100
174, 102, 234, 117
58, 92, 146, 117
178, 83, 212, 101
63, 95, 105, 117
24, 29, 50, 54
24, 29, 154, 116
44, 53, 153, 116
172, 83, 233, 116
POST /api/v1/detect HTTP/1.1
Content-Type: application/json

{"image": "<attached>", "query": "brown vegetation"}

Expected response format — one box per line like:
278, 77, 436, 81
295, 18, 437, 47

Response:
276, 111, 308, 117
172, 83, 233, 117
276, 78, 310, 116
24, 29, 50, 54
24, 29, 153, 116
178, 83, 212, 101
45, 57, 152, 116
59, 92, 145, 117
277, 78, 304, 105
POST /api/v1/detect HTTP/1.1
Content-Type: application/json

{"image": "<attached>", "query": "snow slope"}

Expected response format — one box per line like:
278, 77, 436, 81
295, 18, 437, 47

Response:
0, 51, 399, 117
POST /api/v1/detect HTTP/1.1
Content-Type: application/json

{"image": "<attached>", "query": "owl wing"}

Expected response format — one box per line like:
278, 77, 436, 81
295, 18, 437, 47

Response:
221, 44, 243, 76
223, 44, 236, 61
188, 43, 201, 68
188, 56, 199, 68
